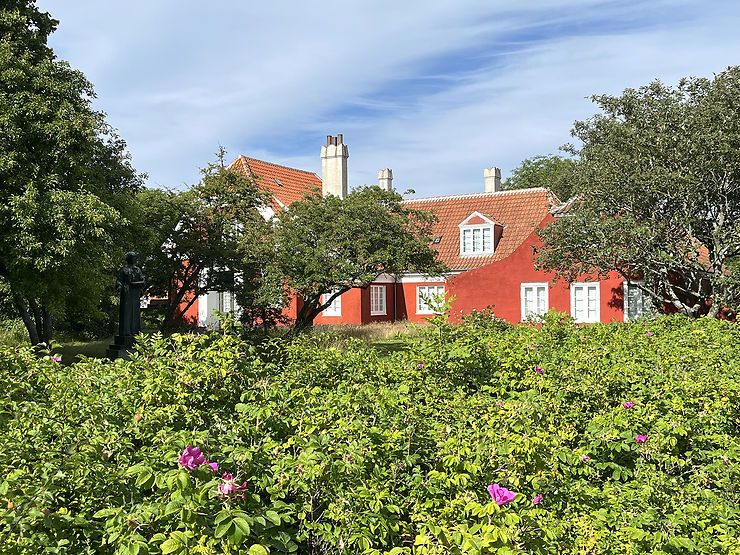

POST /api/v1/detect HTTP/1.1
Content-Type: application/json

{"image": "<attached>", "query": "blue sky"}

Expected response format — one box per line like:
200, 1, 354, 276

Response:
37, 0, 740, 197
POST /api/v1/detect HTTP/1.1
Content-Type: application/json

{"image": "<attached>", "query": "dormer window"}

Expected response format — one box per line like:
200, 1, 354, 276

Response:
458, 212, 501, 257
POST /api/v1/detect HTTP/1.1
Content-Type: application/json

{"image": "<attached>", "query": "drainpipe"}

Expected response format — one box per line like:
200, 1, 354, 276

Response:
393, 274, 397, 322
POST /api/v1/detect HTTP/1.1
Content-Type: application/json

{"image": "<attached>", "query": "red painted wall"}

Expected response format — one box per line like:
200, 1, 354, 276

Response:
448, 219, 625, 323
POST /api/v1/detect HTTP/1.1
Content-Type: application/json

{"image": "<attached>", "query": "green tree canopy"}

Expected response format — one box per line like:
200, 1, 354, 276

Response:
536, 67, 740, 317
136, 151, 274, 330
502, 154, 577, 201
0, 1, 143, 345
274, 187, 447, 332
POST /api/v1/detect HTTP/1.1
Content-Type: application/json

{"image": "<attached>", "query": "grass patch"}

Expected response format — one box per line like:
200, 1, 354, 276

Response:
57, 336, 112, 363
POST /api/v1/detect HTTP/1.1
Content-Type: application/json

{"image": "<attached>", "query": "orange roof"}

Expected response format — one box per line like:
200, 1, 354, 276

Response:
404, 188, 560, 270
229, 155, 321, 207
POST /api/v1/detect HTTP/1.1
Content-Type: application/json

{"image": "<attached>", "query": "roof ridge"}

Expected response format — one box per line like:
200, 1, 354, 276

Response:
239, 156, 321, 179
403, 187, 549, 203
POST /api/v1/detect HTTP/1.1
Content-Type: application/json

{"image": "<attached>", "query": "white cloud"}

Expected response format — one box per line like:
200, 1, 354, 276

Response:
36, 0, 740, 195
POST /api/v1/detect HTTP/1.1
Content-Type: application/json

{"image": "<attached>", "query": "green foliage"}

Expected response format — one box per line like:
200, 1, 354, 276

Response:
274, 186, 447, 332
1, 315, 739, 553
0, 1, 143, 344
502, 155, 577, 201
537, 67, 740, 318
133, 149, 276, 330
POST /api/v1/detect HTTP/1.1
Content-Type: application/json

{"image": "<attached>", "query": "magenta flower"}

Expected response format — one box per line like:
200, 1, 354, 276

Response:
622, 402, 634, 409
680, 355, 686, 360
582, 455, 591, 462
534, 365, 544, 375
532, 493, 543, 505
49, 355, 62, 363
495, 401, 503, 407
178, 446, 217, 471
487, 484, 516, 506
645, 332, 653, 337
635, 434, 648, 444
218, 473, 247, 499
417, 362, 424, 368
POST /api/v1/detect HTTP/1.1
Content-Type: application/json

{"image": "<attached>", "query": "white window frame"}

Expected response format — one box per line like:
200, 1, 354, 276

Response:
370, 285, 386, 316
219, 291, 233, 314
459, 224, 494, 257
416, 284, 445, 314
321, 289, 342, 317
520, 282, 549, 321
623, 281, 652, 322
570, 282, 600, 323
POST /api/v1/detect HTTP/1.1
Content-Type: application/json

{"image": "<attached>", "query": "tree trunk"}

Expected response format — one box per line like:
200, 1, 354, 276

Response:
291, 299, 319, 335
13, 294, 41, 345
12, 294, 52, 346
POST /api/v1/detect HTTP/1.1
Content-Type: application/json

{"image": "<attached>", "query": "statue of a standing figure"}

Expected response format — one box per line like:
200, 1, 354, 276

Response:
117, 251, 145, 338
107, 252, 145, 359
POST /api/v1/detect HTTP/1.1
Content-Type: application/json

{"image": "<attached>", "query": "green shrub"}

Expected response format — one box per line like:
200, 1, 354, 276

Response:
1, 315, 739, 553
0, 319, 28, 347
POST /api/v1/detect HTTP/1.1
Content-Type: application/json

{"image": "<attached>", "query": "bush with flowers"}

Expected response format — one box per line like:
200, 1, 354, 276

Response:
0, 313, 739, 554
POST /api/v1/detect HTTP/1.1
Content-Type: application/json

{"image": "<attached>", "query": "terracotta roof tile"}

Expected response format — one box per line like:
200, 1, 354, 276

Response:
228, 155, 321, 207
404, 188, 560, 270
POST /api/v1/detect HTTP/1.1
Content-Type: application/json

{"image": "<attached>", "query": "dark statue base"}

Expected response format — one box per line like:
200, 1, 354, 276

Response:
106, 335, 136, 360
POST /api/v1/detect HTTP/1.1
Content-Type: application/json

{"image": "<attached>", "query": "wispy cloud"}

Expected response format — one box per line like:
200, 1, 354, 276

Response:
38, 0, 740, 195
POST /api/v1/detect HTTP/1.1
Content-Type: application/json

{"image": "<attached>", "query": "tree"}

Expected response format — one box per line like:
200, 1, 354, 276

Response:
137, 152, 274, 330
273, 186, 447, 332
536, 67, 740, 318
0, 1, 143, 345
503, 154, 577, 201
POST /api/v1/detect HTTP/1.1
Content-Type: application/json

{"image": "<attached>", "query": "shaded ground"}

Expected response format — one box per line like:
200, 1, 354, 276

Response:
58, 337, 112, 364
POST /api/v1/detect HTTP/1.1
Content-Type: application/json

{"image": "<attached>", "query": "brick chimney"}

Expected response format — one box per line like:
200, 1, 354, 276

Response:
378, 168, 393, 191
321, 134, 349, 199
484, 167, 502, 192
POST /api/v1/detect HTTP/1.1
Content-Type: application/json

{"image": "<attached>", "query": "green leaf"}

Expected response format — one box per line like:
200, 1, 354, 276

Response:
248, 546, 269, 555
92, 508, 117, 518
160, 538, 182, 554
215, 519, 233, 539
264, 510, 281, 526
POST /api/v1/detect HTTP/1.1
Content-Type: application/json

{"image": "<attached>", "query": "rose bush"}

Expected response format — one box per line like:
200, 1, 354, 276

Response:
0, 313, 738, 553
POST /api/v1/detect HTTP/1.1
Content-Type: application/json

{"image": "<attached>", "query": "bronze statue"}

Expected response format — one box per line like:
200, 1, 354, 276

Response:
115, 251, 145, 339
107, 251, 146, 359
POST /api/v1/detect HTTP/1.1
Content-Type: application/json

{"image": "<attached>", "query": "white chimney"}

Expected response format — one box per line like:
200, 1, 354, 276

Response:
321, 134, 349, 199
484, 166, 502, 192
378, 168, 393, 191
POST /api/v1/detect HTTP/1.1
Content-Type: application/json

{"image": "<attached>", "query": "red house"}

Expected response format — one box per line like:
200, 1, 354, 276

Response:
185, 135, 652, 328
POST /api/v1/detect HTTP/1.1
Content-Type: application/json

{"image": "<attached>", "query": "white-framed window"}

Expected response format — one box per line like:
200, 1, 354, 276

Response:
370, 285, 386, 316
416, 284, 445, 314
623, 281, 652, 321
321, 289, 342, 317
219, 291, 233, 314
460, 225, 494, 256
570, 282, 600, 323
520, 282, 548, 320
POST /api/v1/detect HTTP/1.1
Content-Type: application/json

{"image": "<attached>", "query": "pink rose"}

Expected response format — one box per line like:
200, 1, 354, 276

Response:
534, 366, 544, 375
178, 446, 217, 471
487, 484, 516, 506
582, 455, 591, 462
532, 493, 543, 505
635, 434, 648, 444
622, 402, 634, 409
218, 473, 247, 500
